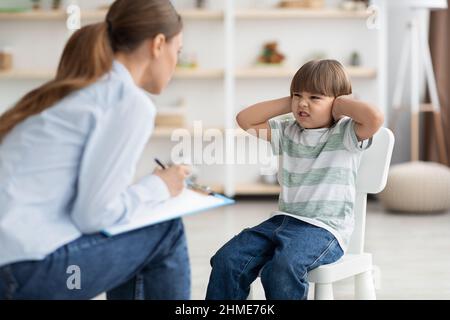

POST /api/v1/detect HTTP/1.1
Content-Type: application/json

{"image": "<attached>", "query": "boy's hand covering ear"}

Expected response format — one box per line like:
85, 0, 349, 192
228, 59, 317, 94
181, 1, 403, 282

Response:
332, 94, 353, 122
332, 98, 344, 122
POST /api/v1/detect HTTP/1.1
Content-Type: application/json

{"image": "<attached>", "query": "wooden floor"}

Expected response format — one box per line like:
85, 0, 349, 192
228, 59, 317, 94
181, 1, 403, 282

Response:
184, 198, 450, 300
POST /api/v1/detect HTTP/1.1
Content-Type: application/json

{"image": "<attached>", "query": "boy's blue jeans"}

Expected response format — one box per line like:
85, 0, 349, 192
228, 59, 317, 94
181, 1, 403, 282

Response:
0, 218, 190, 300
206, 215, 344, 300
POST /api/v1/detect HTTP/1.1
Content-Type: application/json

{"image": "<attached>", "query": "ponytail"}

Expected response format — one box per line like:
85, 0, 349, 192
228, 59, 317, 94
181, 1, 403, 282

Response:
0, 23, 113, 142
0, 0, 182, 142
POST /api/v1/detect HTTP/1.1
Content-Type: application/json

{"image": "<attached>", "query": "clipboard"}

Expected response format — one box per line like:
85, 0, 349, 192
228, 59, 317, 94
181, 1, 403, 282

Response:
102, 188, 235, 237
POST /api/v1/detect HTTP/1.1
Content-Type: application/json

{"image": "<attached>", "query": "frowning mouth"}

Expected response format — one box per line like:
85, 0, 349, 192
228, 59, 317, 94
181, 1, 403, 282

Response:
298, 111, 310, 118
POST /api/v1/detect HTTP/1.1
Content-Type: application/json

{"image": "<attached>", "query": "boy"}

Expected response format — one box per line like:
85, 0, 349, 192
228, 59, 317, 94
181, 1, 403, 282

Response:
206, 59, 384, 300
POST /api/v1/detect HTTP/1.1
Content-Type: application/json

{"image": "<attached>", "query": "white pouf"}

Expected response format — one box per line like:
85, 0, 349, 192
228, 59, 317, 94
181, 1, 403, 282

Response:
378, 161, 450, 212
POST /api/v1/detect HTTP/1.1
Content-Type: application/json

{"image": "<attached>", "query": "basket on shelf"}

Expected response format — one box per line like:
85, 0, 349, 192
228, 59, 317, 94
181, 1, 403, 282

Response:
278, 0, 325, 9
0, 48, 13, 71
155, 102, 187, 128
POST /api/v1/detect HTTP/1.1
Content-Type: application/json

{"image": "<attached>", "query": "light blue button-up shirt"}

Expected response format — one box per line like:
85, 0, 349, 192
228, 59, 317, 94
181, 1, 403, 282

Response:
0, 61, 170, 267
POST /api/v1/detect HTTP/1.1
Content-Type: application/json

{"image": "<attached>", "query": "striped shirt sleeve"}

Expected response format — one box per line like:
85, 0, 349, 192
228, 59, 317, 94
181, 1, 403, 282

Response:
338, 117, 373, 153
268, 118, 295, 156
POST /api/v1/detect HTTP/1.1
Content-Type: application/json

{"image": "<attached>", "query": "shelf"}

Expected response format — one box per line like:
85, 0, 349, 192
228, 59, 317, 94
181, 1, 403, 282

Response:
152, 127, 248, 138
0, 68, 223, 80
82, 9, 224, 21
152, 127, 183, 138
236, 66, 295, 79
234, 183, 280, 195
235, 8, 371, 19
152, 126, 224, 138
174, 68, 224, 79
0, 2, 386, 199
0, 67, 374, 81
0, 10, 65, 20
0, 9, 223, 21
236, 66, 376, 79
177, 9, 224, 20
0, 8, 370, 21
0, 69, 54, 80
345, 66, 377, 78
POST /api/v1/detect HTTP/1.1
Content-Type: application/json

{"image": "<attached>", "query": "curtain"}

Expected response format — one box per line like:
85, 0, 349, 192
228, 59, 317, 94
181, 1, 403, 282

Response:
424, 8, 450, 166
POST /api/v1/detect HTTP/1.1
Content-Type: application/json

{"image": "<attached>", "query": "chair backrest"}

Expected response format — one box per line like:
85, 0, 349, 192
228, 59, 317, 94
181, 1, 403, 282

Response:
347, 127, 395, 254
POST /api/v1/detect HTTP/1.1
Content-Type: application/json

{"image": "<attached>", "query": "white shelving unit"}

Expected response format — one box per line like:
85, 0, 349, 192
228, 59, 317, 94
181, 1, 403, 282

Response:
0, 9, 224, 21
0, 68, 224, 80
0, 0, 387, 197
235, 8, 372, 19
225, 0, 387, 197
235, 66, 377, 78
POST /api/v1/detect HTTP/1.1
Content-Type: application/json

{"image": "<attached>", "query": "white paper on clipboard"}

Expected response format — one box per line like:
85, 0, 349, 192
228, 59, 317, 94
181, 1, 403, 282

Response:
103, 188, 234, 236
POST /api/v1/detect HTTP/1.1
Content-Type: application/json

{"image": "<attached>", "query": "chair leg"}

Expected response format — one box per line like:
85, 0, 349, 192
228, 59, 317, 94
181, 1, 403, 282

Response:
372, 265, 382, 290
314, 283, 334, 300
354, 270, 376, 300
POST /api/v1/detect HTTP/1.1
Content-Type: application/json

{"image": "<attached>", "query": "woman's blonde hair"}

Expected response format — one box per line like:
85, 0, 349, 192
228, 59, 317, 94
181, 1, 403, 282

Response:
0, 0, 182, 142
290, 59, 352, 98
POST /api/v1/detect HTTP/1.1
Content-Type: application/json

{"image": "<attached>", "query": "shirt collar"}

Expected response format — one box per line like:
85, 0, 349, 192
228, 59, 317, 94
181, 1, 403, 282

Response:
111, 60, 136, 86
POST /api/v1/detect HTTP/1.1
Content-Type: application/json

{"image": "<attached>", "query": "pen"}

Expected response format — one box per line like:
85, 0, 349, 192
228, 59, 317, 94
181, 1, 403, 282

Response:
154, 158, 166, 170
154, 158, 215, 196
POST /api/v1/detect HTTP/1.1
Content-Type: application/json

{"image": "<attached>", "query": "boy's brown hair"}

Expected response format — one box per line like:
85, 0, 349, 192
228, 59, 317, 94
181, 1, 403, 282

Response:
290, 59, 352, 98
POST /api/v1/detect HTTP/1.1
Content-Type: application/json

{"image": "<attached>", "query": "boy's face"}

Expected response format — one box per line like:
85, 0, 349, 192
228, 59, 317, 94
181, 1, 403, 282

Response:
291, 91, 335, 129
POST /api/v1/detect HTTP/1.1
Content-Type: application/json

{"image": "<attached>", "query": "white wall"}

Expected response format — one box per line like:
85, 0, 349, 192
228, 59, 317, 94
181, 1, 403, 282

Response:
386, 2, 430, 164
0, 0, 383, 186
0, 0, 425, 184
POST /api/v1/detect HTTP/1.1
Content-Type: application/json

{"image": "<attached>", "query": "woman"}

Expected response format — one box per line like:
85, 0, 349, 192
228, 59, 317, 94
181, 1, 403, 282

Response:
0, 0, 190, 300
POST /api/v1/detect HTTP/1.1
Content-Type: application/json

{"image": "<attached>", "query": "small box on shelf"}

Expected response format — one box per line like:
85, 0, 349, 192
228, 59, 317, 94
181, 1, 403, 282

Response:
234, 182, 281, 196
155, 108, 186, 128
0, 47, 13, 71
278, 0, 325, 9
154, 98, 187, 130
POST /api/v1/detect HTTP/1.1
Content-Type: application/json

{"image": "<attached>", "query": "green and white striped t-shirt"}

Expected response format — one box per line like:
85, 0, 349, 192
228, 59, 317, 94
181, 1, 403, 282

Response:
268, 116, 372, 252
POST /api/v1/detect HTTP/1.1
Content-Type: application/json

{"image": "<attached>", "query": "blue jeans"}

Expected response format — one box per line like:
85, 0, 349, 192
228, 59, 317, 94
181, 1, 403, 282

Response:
206, 215, 343, 300
0, 218, 190, 300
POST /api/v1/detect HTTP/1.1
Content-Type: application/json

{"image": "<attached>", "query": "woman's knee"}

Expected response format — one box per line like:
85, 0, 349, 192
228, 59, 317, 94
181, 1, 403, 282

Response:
156, 218, 186, 250
138, 218, 189, 269
165, 219, 189, 261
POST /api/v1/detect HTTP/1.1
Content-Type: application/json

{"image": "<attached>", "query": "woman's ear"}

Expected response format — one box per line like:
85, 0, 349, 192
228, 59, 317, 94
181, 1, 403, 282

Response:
150, 33, 166, 59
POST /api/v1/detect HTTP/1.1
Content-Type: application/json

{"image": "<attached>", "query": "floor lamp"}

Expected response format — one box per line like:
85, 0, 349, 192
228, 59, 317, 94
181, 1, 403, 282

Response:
391, 0, 448, 165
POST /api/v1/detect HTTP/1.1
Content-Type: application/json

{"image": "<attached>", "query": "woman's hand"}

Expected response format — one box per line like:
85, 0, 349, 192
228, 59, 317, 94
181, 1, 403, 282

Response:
154, 165, 191, 197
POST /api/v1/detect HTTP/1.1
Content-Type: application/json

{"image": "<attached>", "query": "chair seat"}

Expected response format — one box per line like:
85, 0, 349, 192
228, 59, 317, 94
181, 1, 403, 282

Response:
307, 253, 373, 284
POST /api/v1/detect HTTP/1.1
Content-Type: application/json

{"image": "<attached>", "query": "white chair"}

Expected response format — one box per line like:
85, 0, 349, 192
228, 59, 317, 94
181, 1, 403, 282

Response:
249, 127, 395, 300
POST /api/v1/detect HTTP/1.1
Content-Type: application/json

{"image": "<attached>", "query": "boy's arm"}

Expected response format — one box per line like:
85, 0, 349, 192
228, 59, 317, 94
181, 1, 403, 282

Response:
332, 96, 384, 141
236, 96, 292, 141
